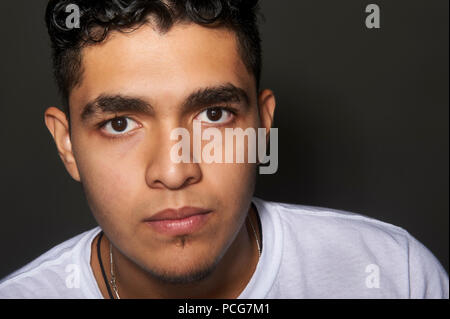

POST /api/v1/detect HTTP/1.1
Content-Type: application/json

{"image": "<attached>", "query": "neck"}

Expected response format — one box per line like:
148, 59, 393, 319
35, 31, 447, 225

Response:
91, 205, 260, 299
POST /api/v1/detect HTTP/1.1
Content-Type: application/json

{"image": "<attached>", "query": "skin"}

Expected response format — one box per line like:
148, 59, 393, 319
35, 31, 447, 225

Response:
44, 22, 276, 298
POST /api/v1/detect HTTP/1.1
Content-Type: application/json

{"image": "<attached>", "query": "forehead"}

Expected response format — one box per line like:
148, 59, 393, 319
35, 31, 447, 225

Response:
70, 23, 253, 113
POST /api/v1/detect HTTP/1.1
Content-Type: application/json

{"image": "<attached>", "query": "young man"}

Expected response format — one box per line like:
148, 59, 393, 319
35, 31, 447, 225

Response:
0, 0, 448, 299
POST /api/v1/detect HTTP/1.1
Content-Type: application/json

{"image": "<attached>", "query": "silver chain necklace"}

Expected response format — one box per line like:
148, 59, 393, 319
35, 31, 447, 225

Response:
108, 215, 261, 299
109, 242, 120, 299
248, 214, 262, 258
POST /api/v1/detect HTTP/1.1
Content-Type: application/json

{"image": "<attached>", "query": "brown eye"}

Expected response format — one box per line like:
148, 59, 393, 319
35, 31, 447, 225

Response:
111, 117, 128, 132
206, 108, 223, 122
102, 117, 140, 136
195, 107, 233, 125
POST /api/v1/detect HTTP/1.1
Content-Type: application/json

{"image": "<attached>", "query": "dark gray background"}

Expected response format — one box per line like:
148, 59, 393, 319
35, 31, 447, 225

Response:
0, 0, 448, 280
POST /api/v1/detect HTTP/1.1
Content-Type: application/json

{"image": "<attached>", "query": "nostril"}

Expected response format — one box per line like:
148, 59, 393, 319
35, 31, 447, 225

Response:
179, 177, 195, 189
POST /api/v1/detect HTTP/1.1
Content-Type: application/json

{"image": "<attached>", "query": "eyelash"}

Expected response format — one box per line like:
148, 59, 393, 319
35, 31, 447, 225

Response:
96, 106, 239, 140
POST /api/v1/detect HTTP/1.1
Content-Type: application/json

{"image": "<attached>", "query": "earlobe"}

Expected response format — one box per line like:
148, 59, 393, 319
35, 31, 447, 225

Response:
44, 107, 81, 182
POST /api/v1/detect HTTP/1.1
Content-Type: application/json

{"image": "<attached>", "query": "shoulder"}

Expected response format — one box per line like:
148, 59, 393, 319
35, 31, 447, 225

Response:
263, 199, 414, 270
0, 227, 101, 299
261, 198, 410, 246
256, 198, 449, 298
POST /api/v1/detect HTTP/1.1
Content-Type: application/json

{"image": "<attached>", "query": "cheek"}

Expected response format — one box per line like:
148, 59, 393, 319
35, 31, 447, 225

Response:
83, 162, 141, 226
202, 163, 257, 247
73, 138, 145, 223
201, 162, 257, 214
203, 162, 256, 188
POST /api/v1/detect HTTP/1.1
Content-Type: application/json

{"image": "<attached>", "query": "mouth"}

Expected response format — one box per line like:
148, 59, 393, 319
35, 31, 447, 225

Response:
143, 207, 213, 236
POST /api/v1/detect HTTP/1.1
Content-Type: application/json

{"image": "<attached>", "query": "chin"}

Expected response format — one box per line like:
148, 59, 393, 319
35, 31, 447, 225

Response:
144, 255, 221, 285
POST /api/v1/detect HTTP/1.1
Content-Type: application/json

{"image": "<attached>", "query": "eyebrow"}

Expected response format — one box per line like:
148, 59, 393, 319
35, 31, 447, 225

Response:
80, 83, 250, 122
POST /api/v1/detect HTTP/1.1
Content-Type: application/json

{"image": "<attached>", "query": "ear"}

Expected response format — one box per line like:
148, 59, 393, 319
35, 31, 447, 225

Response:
44, 107, 81, 182
257, 89, 276, 143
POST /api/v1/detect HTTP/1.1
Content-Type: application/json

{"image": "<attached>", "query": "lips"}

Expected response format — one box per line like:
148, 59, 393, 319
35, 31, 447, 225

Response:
145, 207, 212, 221
143, 206, 213, 236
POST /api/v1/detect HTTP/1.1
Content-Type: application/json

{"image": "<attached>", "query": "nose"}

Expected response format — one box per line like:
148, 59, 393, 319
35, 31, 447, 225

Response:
145, 125, 202, 190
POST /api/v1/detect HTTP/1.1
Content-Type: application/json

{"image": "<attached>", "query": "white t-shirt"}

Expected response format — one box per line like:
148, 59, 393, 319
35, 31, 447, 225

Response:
0, 197, 448, 298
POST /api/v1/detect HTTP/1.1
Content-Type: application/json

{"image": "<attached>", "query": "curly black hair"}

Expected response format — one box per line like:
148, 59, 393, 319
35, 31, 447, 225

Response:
45, 0, 262, 115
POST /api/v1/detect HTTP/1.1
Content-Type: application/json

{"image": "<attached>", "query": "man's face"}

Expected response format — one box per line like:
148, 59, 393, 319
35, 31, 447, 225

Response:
48, 23, 274, 282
